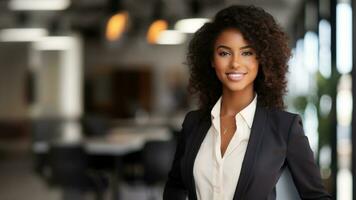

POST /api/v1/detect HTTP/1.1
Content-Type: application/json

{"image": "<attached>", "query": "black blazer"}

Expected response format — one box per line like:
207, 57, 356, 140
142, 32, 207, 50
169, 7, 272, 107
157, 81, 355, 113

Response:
163, 104, 331, 200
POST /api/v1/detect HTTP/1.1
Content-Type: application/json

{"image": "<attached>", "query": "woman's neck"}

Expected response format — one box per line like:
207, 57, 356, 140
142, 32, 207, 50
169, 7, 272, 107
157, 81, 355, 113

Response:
220, 89, 255, 117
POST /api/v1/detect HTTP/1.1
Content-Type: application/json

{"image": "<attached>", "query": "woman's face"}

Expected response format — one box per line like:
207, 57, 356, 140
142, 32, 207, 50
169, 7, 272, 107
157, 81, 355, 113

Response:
212, 28, 259, 94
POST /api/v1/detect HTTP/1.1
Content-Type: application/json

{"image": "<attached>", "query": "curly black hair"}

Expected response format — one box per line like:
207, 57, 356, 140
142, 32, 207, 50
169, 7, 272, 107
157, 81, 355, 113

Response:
187, 5, 291, 111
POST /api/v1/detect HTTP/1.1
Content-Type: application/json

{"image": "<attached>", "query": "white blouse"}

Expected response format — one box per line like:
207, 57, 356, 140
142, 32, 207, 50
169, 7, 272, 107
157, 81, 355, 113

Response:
193, 95, 257, 200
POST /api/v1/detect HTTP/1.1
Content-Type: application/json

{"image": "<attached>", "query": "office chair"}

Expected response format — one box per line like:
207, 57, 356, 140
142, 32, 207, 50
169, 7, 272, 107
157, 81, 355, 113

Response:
31, 118, 61, 180
48, 144, 108, 200
142, 140, 176, 200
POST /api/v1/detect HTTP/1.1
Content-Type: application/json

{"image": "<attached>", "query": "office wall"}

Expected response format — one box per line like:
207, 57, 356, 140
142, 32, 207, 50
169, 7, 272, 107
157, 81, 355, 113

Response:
0, 42, 28, 120
85, 37, 190, 115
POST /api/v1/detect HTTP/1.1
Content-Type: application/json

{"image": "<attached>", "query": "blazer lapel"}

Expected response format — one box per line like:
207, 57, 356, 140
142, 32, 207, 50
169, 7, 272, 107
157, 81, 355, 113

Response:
233, 105, 268, 199
185, 113, 211, 200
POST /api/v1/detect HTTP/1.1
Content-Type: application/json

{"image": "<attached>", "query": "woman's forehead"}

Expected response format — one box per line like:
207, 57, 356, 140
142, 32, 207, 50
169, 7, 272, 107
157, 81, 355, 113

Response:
214, 28, 251, 48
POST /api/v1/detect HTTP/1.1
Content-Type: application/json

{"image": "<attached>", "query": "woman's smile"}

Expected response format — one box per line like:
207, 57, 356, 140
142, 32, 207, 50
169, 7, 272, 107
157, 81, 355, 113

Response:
226, 71, 247, 81
213, 28, 259, 94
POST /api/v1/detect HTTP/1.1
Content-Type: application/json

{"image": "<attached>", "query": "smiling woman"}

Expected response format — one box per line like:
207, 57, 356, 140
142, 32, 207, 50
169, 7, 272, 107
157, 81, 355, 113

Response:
212, 28, 259, 96
163, 4, 331, 200
187, 5, 291, 112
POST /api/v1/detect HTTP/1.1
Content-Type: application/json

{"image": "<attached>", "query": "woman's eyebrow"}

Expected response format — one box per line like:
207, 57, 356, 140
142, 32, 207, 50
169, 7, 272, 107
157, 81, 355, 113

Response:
216, 45, 252, 50
216, 45, 231, 50
240, 45, 253, 50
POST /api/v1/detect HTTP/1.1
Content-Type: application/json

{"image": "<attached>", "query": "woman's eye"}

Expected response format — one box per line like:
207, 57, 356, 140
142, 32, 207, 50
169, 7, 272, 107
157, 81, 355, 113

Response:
241, 51, 254, 56
218, 51, 230, 57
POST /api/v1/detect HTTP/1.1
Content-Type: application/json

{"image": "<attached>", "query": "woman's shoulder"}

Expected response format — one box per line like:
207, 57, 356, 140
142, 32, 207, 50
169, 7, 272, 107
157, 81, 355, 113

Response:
265, 107, 301, 128
268, 108, 299, 118
263, 108, 304, 142
182, 109, 207, 125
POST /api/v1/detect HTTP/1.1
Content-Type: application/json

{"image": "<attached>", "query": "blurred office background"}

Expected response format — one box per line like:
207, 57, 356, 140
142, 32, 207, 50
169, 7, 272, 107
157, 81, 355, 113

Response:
0, 0, 353, 199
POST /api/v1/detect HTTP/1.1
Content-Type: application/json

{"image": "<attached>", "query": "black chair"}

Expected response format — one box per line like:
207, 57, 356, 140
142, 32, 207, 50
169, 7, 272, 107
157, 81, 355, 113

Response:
32, 118, 62, 142
121, 150, 144, 184
81, 114, 110, 137
142, 140, 177, 199
31, 118, 62, 180
48, 144, 108, 200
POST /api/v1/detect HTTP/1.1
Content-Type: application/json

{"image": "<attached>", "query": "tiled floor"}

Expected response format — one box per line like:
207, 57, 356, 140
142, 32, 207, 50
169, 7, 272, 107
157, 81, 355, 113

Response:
0, 150, 163, 200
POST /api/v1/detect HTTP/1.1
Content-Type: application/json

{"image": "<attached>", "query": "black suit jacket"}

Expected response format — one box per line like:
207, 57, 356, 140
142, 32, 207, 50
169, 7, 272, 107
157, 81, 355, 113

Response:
163, 104, 331, 200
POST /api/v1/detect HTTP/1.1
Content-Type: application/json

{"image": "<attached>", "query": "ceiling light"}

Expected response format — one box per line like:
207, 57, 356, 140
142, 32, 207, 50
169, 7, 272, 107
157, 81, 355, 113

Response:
0, 28, 48, 42
9, 0, 70, 11
147, 19, 168, 44
106, 12, 129, 41
33, 36, 75, 50
156, 30, 186, 45
174, 18, 210, 33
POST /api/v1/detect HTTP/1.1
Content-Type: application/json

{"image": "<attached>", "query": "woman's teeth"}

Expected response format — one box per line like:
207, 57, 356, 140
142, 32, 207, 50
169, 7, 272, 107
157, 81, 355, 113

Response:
226, 72, 245, 81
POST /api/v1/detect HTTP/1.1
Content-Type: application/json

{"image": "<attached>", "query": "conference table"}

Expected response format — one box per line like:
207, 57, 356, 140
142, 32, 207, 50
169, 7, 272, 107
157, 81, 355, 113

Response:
33, 126, 172, 154
32, 126, 172, 200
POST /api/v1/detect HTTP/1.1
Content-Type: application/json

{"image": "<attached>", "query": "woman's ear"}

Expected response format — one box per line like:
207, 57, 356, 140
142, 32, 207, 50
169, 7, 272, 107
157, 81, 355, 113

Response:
211, 61, 215, 68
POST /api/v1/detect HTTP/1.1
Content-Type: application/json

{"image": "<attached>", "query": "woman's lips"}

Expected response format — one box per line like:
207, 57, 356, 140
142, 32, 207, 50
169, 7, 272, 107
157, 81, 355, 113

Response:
226, 72, 246, 81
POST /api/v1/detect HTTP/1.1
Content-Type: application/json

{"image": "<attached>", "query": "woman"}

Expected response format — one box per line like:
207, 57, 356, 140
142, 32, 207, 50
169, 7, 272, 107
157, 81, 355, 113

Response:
163, 5, 331, 200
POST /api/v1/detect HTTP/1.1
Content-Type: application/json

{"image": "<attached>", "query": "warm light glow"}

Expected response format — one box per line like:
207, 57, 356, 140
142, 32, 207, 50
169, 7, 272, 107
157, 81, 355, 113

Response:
146, 19, 168, 44
106, 12, 128, 41
174, 18, 210, 33
9, 0, 70, 10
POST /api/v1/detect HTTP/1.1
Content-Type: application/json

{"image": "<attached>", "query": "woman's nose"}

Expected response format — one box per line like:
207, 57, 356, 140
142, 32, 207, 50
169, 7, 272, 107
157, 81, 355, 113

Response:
230, 55, 240, 68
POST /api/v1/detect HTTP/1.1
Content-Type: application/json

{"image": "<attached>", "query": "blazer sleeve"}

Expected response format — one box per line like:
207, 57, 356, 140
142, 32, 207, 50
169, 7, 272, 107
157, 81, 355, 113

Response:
163, 111, 194, 200
286, 115, 332, 200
